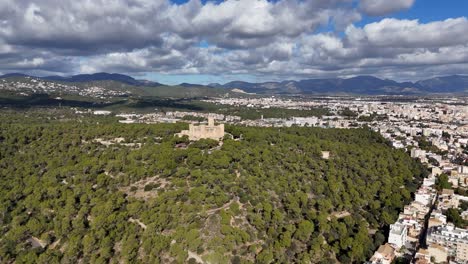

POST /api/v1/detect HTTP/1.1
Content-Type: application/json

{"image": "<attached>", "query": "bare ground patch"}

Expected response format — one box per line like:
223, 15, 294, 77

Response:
120, 176, 170, 200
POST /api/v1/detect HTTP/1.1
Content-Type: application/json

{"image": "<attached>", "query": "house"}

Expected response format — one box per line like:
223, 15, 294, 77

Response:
411, 148, 426, 159
370, 244, 396, 264
433, 167, 442, 176
428, 211, 447, 228
438, 189, 459, 211
403, 201, 430, 221
423, 175, 436, 187
414, 248, 430, 263
415, 186, 436, 206
398, 216, 422, 246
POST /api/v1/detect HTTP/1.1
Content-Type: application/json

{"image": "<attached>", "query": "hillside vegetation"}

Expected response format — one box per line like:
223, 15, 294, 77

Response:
0, 111, 426, 263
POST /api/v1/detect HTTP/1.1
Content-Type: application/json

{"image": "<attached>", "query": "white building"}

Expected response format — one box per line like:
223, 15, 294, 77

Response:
388, 222, 408, 249
414, 187, 436, 206
411, 148, 426, 159
290, 117, 319, 127
93, 110, 112, 115
459, 166, 468, 175
427, 224, 468, 257
423, 175, 436, 187
432, 167, 442, 176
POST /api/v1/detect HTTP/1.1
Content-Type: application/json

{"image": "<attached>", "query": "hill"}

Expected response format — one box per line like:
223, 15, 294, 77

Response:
42, 72, 163, 86
0, 76, 229, 99
0, 112, 427, 263
416, 75, 468, 93
219, 75, 468, 95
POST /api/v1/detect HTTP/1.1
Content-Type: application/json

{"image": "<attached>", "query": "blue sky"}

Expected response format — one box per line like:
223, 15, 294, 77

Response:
0, 0, 467, 85
354, 0, 468, 26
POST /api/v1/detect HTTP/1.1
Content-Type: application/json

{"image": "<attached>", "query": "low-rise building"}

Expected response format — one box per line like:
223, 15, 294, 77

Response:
411, 148, 427, 159
428, 211, 447, 228
423, 175, 436, 187
415, 248, 431, 263
388, 222, 408, 249
438, 189, 459, 211
369, 244, 396, 264
403, 201, 430, 221
415, 186, 436, 206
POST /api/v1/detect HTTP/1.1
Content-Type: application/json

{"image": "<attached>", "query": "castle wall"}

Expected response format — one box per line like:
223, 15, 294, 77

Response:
177, 118, 224, 140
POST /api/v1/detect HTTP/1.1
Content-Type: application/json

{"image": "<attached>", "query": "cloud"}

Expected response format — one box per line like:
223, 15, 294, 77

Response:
360, 0, 415, 16
293, 17, 468, 80
0, 0, 169, 53
347, 17, 468, 48
0, 0, 466, 82
0, 0, 355, 53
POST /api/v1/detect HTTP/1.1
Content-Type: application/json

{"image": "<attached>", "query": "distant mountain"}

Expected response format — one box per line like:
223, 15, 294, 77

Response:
1, 72, 467, 95
219, 75, 468, 95
0, 73, 230, 99
42, 72, 164, 86
178, 83, 211, 88
0, 73, 30, 78
136, 79, 163, 86
207, 83, 222, 88
416, 75, 468, 93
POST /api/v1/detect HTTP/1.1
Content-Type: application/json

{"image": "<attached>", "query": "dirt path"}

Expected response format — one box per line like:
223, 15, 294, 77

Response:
187, 250, 207, 264
129, 218, 147, 230
327, 211, 351, 220
27, 237, 47, 249
205, 196, 239, 215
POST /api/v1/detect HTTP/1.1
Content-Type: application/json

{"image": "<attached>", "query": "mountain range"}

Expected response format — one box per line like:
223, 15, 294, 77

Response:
1, 72, 467, 95
213, 75, 468, 95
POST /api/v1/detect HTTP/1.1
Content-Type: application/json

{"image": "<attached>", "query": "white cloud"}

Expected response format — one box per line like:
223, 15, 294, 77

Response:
0, 0, 467, 82
360, 0, 415, 16
350, 17, 468, 48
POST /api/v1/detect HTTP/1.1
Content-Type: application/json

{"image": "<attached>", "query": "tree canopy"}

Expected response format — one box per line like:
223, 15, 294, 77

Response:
0, 110, 426, 263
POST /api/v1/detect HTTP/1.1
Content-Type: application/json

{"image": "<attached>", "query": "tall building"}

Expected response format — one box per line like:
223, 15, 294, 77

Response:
457, 242, 468, 263
427, 224, 468, 261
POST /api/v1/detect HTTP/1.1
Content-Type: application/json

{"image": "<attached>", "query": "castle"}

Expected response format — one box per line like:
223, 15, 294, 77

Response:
177, 117, 224, 141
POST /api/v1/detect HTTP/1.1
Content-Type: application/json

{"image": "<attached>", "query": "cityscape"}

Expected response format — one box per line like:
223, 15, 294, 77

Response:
1, 0, 468, 263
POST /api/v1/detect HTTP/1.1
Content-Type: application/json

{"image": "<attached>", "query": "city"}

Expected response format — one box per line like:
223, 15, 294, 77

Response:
1, 0, 468, 263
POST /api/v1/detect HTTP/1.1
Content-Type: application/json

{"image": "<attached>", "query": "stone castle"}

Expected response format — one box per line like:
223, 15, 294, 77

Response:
177, 117, 224, 141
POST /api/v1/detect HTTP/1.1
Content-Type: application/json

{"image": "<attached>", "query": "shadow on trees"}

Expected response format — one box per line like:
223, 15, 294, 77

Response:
128, 97, 205, 111
0, 94, 206, 111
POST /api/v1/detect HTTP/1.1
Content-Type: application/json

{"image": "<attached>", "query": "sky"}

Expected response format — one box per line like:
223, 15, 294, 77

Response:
0, 0, 467, 85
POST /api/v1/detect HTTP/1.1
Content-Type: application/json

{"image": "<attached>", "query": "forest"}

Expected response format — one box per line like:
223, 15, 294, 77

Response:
0, 109, 427, 263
